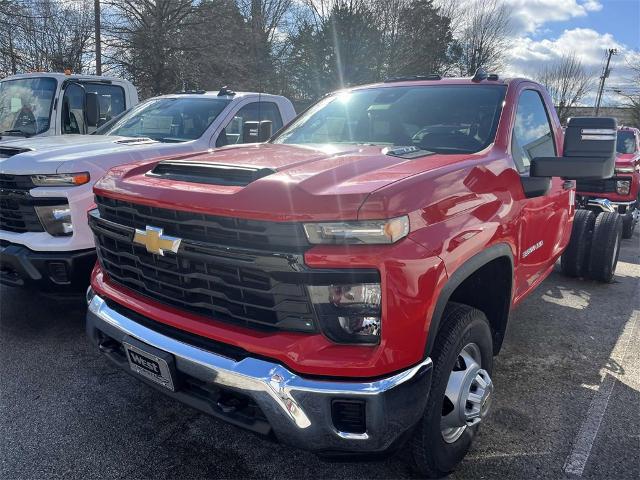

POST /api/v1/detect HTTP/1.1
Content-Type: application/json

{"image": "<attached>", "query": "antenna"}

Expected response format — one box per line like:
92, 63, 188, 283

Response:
471, 68, 488, 82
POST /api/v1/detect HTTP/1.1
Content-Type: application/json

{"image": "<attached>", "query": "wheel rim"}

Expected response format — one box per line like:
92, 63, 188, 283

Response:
441, 343, 493, 444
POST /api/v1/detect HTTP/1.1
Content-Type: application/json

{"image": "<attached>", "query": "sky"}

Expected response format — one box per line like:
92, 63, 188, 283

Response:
497, 0, 640, 106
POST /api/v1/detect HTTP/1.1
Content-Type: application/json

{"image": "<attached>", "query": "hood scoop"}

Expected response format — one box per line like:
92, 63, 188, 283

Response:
0, 147, 31, 158
147, 160, 276, 186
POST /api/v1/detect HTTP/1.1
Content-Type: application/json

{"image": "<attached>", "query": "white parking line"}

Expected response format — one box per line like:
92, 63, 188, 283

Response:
563, 304, 639, 476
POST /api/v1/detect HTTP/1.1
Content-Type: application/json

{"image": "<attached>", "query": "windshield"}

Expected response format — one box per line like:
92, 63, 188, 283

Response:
99, 97, 232, 142
0, 77, 57, 136
273, 85, 507, 154
617, 131, 637, 154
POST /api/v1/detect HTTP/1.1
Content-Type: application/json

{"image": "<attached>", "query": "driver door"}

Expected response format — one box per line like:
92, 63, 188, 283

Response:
511, 88, 572, 297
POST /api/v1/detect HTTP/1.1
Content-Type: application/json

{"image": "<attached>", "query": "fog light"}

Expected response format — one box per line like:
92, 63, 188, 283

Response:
308, 283, 381, 344
616, 180, 631, 195
34, 204, 73, 236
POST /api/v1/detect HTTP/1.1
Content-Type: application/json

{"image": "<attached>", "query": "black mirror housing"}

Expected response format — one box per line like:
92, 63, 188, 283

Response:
85, 92, 100, 127
530, 117, 616, 179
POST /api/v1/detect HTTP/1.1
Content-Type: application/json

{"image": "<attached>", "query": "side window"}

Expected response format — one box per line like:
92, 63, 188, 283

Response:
61, 83, 85, 134
511, 90, 556, 173
260, 102, 284, 133
216, 101, 283, 147
82, 83, 126, 127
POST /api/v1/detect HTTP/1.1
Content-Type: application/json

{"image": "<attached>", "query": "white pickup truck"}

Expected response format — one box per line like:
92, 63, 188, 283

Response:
0, 72, 139, 141
0, 89, 296, 292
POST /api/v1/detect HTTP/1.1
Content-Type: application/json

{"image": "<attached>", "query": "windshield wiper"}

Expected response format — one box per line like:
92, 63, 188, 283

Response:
154, 137, 187, 143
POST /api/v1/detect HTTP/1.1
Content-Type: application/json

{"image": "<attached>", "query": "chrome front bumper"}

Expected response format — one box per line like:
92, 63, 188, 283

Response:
86, 294, 433, 453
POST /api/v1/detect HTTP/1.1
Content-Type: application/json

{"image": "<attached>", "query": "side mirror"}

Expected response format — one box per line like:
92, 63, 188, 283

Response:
259, 120, 272, 142
531, 117, 616, 179
242, 121, 260, 142
85, 92, 100, 127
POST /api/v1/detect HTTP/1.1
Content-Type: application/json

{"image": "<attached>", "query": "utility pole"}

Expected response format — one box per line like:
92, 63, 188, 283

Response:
94, 0, 102, 75
594, 48, 617, 116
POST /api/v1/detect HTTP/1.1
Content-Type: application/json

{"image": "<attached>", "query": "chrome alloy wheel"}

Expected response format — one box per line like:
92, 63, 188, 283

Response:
441, 343, 493, 444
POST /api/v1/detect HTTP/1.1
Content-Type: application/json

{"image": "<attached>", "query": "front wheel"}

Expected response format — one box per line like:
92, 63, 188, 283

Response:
411, 303, 494, 478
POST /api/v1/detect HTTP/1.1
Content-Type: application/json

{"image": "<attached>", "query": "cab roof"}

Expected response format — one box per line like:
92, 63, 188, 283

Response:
1, 72, 132, 84
349, 75, 520, 92
158, 91, 287, 101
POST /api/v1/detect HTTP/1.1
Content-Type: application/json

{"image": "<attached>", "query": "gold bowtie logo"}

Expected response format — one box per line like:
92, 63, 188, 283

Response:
133, 226, 181, 256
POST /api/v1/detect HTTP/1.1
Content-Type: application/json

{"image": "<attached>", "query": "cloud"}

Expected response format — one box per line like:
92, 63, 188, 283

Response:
504, 28, 640, 106
504, 0, 603, 34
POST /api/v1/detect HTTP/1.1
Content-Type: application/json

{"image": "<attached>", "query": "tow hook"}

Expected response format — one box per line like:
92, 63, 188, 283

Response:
98, 338, 120, 354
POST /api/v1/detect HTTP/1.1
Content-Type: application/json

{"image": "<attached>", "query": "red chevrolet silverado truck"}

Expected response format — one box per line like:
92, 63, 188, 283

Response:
85, 72, 620, 477
575, 126, 640, 238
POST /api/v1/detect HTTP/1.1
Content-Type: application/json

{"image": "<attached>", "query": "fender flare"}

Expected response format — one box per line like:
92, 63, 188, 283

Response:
424, 243, 514, 357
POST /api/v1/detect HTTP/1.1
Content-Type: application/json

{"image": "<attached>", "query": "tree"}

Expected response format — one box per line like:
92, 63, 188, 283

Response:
178, 0, 258, 92
0, 0, 95, 77
455, 0, 513, 75
616, 57, 640, 127
284, 0, 383, 100
104, 0, 199, 97
536, 54, 595, 124
391, 0, 454, 77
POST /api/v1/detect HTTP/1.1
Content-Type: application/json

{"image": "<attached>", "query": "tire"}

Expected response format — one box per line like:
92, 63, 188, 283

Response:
411, 303, 493, 478
622, 210, 636, 239
561, 209, 596, 277
588, 211, 623, 282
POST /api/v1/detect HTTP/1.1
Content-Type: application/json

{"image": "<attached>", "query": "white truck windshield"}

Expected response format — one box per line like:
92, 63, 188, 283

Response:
100, 97, 232, 142
0, 77, 57, 136
273, 85, 507, 154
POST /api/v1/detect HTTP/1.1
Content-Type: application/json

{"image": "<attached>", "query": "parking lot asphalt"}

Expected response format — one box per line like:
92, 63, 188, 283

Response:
1, 231, 638, 480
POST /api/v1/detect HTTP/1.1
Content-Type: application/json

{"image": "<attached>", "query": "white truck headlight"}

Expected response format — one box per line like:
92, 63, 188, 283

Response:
303, 216, 409, 245
616, 180, 631, 195
31, 172, 90, 187
35, 204, 73, 236
308, 283, 381, 344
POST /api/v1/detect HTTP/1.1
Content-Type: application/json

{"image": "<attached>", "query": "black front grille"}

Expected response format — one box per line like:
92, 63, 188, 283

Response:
576, 176, 629, 194
0, 173, 36, 190
90, 206, 317, 332
95, 195, 309, 252
0, 174, 43, 233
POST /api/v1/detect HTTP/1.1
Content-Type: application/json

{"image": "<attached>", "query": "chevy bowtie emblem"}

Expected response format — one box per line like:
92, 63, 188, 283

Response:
133, 226, 181, 256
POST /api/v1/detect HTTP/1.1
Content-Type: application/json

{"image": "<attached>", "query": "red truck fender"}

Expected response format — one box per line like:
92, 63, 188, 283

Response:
425, 243, 514, 357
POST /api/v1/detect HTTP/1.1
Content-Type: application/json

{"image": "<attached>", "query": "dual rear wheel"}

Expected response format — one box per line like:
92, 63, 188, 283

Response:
561, 210, 623, 282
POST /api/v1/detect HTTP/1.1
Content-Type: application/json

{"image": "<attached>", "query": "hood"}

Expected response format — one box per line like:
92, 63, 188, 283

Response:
95, 143, 473, 221
616, 152, 639, 168
0, 135, 197, 175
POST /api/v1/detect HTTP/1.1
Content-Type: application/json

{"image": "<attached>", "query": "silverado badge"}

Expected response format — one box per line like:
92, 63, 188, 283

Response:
133, 226, 181, 256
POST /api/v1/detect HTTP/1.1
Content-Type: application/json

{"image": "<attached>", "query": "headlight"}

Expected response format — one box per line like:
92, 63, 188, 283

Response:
31, 172, 90, 187
308, 283, 381, 344
615, 167, 634, 174
616, 180, 631, 195
34, 204, 73, 236
303, 216, 409, 245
